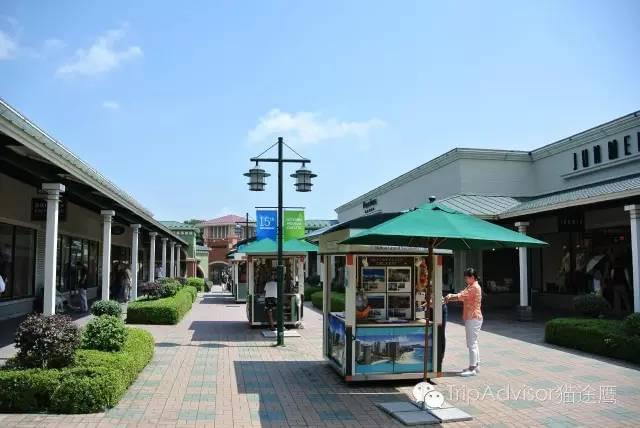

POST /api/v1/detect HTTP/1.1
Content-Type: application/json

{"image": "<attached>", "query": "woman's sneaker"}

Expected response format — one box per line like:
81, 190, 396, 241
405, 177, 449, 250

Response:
460, 368, 477, 377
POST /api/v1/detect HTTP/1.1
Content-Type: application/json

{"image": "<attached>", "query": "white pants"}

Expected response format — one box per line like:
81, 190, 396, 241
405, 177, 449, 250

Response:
464, 319, 483, 367
79, 288, 88, 312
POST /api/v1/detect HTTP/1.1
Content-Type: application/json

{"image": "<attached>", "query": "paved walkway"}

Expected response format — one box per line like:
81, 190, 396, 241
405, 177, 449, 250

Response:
1, 287, 639, 427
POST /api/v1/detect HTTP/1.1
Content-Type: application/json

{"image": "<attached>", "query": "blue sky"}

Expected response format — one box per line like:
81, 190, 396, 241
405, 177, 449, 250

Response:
1, 1, 639, 221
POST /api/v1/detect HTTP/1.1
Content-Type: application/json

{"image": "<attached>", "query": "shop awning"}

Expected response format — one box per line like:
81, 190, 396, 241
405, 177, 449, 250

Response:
240, 238, 318, 254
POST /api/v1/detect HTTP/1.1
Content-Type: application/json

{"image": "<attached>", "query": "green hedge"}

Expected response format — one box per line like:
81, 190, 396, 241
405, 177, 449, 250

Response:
304, 286, 322, 301
0, 328, 153, 413
186, 277, 206, 292
311, 291, 345, 312
127, 286, 197, 325
545, 317, 640, 365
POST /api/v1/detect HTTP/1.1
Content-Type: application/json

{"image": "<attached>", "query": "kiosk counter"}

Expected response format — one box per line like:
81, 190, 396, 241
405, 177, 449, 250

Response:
310, 215, 450, 382
241, 238, 318, 328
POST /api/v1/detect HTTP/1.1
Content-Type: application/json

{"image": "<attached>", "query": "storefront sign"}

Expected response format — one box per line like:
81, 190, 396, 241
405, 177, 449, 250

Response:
283, 210, 305, 241
365, 256, 414, 267
558, 213, 584, 232
31, 197, 66, 222
256, 209, 277, 240
571, 131, 640, 172
363, 198, 378, 213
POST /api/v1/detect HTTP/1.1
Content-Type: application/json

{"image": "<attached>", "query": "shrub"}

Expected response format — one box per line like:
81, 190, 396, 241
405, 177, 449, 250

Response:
14, 314, 81, 369
126, 286, 195, 324
82, 316, 128, 352
186, 277, 205, 291
545, 317, 640, 365
90, 300, 122, 317
0, 368, 62, 412
311, 291, 345, 312
624, 313, 640, 337
140, 280, 177, 299
305, 274, 321, 287
573, 294, 610, 318
140, 281, 161, 299
0, 328, 154, 413
184, 285, 197, 302
159, 282, 178, 298
304, 285, 322, 301
177, 277, 188, 286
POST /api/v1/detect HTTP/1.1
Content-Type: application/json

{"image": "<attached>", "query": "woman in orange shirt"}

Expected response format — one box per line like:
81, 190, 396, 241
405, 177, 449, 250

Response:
445, 267, 483, 377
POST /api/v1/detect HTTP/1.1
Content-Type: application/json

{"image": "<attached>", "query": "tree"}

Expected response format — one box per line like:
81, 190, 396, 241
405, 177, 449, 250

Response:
184, 219, 205, 245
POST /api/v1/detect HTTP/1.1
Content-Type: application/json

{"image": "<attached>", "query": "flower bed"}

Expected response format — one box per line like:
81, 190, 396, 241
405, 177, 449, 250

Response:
0, 328, 154, 413
545, 317, 640, 365
126, 286, 197, 325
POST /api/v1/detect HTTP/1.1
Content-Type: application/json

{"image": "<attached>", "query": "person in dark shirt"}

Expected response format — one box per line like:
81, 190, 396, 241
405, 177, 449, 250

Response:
426, 296, 448, 373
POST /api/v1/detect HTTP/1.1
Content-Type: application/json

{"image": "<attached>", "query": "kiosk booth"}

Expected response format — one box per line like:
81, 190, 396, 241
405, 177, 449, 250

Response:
243, 238, 318, 328
229, 250, 249, 303
310, 214, 448, 382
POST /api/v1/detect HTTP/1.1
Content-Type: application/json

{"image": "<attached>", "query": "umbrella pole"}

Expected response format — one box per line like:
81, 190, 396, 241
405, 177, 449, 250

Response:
424, 240, 434, 381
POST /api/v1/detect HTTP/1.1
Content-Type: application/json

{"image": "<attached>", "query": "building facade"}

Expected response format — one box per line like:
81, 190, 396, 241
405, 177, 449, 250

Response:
198, 214, 256, 282
160, 221, 209, 278
336, 111, 640, 316
0, 98, 189, 320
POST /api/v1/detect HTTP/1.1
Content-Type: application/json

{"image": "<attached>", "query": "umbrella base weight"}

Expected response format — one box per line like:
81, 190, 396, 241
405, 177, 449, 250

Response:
517, 305, 533, 321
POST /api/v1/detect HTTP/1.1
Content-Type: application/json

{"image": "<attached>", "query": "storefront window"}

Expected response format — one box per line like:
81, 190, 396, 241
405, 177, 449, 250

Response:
57, 235, 100, 292
13, 227, 36, 298
0, 222, 36, 300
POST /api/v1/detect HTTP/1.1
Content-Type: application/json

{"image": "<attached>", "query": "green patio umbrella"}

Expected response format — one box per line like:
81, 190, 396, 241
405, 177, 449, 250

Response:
341, 203, 546, 250
341, 202, 547, 381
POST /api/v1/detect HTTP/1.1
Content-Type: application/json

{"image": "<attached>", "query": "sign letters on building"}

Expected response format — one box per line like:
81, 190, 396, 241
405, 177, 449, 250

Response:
572, 131, 640, 172
362, 198, 378, 214
31, 197, 67, 222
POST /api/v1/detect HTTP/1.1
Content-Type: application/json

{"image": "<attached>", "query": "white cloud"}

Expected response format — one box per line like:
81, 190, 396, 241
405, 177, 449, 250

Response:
248, 109, 386, 146
0, 30, 17, 60
43, 38, 65, 51
102, 100, 120, 111
56, 25, 142, 77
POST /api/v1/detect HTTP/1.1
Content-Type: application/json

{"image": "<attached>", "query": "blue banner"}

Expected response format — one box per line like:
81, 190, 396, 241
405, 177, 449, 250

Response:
256, 210, 277, 241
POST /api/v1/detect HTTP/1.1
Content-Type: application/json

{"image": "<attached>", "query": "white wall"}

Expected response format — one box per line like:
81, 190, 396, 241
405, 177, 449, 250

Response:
337, 160, 463, 222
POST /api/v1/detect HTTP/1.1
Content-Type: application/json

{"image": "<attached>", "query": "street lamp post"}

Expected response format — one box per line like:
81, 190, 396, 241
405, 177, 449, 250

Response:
244, 137, 316, 346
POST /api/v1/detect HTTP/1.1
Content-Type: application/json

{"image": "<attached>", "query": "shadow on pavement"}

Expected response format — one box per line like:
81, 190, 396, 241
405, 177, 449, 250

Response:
234, 360, 411, 425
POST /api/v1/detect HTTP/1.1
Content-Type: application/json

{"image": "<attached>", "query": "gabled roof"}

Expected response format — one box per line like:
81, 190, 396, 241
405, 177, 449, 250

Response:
500, 174, 640, 218
198, 214, 251, 226
439, 194, 522, 219
305, 219, 338, 230
160, 221, 199, 231
305, 212, 404, 239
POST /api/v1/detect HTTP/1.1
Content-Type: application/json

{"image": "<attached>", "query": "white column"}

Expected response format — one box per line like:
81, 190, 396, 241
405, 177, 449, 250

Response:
161, 237, 168, 277
130, 224, 141, 301
176, 244, 182, 277
42, 183, 65, 315
170, 242, 176, 278
101, 210, 115, 301
625, 205, 640, 313
516, 221, 532, 320
345, 256, 357, 375
149, 232, 157, 282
